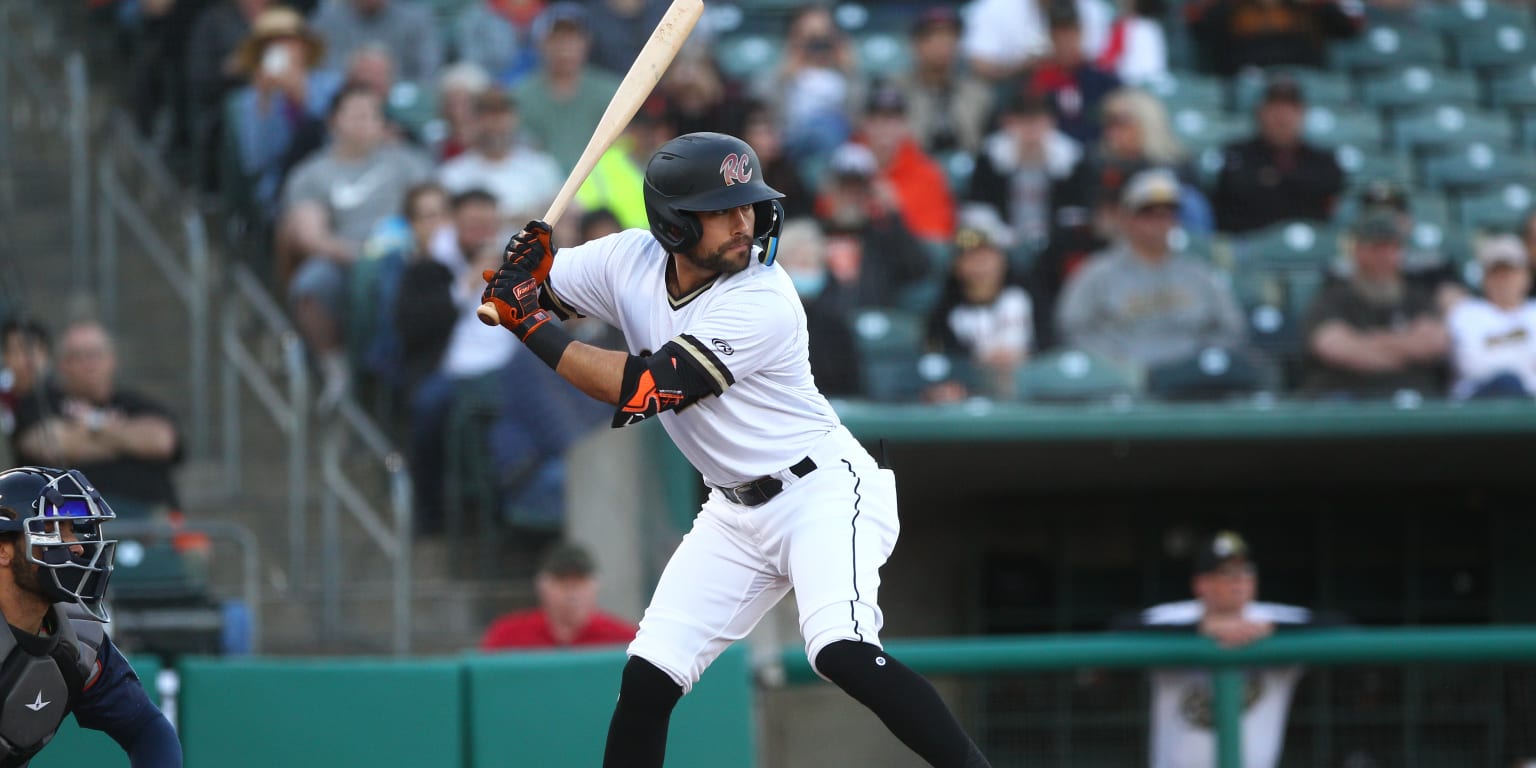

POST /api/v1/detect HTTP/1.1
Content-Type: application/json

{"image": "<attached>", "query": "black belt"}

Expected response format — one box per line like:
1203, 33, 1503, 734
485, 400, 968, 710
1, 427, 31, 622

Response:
717, 457, 818, 507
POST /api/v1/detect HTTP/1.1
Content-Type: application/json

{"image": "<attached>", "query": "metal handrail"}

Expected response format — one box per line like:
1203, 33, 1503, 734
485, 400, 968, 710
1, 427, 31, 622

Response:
221, 263, 309, 584
107, 519, 263, 654
319, 397, 414, 655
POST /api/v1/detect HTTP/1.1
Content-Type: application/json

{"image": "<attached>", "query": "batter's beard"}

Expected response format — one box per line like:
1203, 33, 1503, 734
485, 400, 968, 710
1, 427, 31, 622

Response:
685, 237, 753, 275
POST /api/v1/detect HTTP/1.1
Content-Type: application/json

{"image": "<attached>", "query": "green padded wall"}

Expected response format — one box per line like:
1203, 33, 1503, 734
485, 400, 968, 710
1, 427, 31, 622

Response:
177, 658, 464, 768
32, 656, 163, 768
464, 645, 755, 768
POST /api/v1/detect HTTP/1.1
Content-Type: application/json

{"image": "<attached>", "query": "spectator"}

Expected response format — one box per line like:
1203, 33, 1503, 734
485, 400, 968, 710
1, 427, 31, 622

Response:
223, 6, 341, 221
1303, 210, 1449, 398
961, 0, 1112, 82
573, 97, 674, 232
341, 43, 395, 102
1078, 88, 1213, 234
578, 208, 624, 243
185, 0, 274, 191
277, 84, 435, 406
398, 197, 516, 534
1095, 0, 1169, 86
1057, 168, 1245, 368
310, 0, 442, 83
1213, 76, 1344, 235
1113, 531, 1342, 768
1188, 0, 1361, 76
0, 320, 50, 453
439, 89, 564, 225
857, 83, 956, 243
1448, 235, 1536, 399
355, 182, 454, 389
452, 0, 544, 86
813, 143, 934, 310
121, 0, 204, 162
1355, 178, 1467, 314
740, 101, 815, 221
1522, 210, 1536, 293
661, 53, 746, 138
480, 541, 637, 650
12, 322, 183, 514
433, 62, 493, 162
776, 219, 863, 397
1029, 2, 1121, 146
755, 4, 863, 162
925, 222, 1034, 399
584, 0, 671, 77
968, 89, 1083, 256
512, 3, 623, 174
897, 6, 994, 156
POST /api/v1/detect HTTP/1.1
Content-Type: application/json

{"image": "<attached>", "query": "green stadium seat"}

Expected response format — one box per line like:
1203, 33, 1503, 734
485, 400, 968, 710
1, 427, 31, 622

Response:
1421, 141, 1536, 193
1331, 25, 1449, 71
1419, 0, 1528, 33
1232, 68, 1353, 113
714, 34, 781, 81
1449, 23, 1535, 71
1334, 190, 1451, 231
1145, 347, 1276, 400
1232, 220, 1345, 267
386, 80, 439, 136
1144, 72, 1227, 114
1388, 105, 1515, 155
852, 308, 926, 402
1170, 108, 1249, 154
1360, 66, 1480, 112
1334, 143, 1414, 186
1455, 181, 1536, 232
1014, 350, 1141, 403
1488, 62, 1536, 112
1304, 105, 1384, 149
856, 33, 911, 78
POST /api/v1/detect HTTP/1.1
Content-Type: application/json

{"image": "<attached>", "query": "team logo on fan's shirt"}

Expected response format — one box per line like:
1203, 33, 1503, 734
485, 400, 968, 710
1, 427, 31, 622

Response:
720, 154, 753, 186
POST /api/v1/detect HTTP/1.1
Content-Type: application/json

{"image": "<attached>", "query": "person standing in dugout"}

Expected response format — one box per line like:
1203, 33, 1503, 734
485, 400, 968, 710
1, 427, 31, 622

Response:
479, 132, 992, 768
0, 466, 181, 766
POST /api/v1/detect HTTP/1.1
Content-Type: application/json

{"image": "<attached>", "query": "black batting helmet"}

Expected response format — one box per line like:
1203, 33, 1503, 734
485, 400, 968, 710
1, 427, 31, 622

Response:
643, 132, 787, 265
0, 467, 117, 621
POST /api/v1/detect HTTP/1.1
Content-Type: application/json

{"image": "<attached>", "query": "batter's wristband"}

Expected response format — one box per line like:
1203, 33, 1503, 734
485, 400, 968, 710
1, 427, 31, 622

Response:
520, 315, 575, 370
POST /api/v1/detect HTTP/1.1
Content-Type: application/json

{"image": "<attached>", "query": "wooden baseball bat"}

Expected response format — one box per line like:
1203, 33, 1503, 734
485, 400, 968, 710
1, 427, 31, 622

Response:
477, 0, 705, 327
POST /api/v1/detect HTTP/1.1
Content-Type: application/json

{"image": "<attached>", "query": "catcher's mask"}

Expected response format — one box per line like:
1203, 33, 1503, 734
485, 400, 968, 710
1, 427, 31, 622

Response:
643, 132, 787, 266
0, 467, 117, 621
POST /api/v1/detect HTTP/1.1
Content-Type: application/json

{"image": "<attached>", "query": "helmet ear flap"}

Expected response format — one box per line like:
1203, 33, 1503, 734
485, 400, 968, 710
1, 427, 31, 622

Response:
755, 199, 785, 266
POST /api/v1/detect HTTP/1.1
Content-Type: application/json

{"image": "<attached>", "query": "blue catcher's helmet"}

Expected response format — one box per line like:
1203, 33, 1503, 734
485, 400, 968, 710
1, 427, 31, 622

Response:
0, 467, 117, 621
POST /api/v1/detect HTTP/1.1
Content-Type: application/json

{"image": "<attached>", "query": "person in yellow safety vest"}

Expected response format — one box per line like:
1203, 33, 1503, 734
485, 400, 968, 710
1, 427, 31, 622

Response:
574, 98, 675, 231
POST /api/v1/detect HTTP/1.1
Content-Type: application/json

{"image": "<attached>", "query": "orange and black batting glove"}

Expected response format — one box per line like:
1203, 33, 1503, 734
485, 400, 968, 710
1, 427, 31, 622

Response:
480, 262, 551, 341
505, 219, 554, 284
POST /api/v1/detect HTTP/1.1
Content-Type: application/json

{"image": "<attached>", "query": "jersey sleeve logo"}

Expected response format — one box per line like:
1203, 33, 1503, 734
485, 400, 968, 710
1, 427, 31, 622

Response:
720, 153, 753, 186
711, 338, 734, 355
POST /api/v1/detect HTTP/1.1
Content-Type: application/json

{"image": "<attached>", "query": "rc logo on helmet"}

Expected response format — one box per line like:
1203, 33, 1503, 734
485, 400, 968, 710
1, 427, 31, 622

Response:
719, 153, 753, 186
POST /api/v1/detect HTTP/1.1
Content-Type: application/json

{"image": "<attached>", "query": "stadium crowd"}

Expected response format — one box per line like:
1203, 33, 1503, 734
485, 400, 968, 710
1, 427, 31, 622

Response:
69, 0, 1536, 533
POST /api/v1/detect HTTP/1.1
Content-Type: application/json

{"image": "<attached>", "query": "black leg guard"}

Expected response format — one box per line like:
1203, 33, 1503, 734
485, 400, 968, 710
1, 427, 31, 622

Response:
602, 656, 685, 768
814, 640, 992, 768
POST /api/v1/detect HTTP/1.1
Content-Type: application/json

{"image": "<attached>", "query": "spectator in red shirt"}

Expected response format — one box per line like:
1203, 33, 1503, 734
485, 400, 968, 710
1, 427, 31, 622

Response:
480, 541, 637, 650
858, 81, 956, 243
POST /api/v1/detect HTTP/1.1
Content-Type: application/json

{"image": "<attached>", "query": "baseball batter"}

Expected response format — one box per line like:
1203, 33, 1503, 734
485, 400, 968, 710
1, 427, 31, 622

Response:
481, 132, 991, 768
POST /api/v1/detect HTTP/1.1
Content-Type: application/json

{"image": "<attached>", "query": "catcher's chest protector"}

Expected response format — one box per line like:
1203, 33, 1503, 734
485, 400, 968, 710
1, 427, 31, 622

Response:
0, 608, 94, 768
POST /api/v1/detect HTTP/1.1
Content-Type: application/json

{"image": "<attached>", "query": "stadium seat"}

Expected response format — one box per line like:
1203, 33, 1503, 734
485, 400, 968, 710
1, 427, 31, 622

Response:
852, 308, 926, 402
1419, 0, 1528, 34
1231, 220, 1345, 267
1360, 67, 1480, 112
1013, 350, 1141, 403
856, 33, 911, 78
1488, 62, 1536, 112
1449, 23, 1535, 71
1333, 143, 1414, 186
714, 34, 781, 81
1232, 68, 1354, 113
1455, 181, 1536, 232
1388, 105, 1515, 155
1421, 141, 1536, 193
386, 81, 439, 137
1304, 105, 1385, 149
1145, 347, 1276, 400
1144, 72, 1227, 114
1330, 25, 1449, 72
1334, 190, 1451, 231
1171, 108, 1249, 153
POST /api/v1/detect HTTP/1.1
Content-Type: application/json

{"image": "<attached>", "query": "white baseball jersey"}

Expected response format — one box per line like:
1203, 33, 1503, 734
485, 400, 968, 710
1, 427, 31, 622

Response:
1140, 600, 1313, 768
543, 227, 900, 694
1447, 297, 1536, 399
543, 228, 840, 487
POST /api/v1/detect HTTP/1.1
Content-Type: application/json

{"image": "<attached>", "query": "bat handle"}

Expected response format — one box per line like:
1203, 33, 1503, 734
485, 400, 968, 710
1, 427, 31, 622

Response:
476, 302, 501, 326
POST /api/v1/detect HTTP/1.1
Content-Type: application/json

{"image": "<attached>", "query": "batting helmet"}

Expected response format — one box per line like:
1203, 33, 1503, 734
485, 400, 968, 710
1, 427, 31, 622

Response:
0, 467, 117, 622
643, 132, 787, 265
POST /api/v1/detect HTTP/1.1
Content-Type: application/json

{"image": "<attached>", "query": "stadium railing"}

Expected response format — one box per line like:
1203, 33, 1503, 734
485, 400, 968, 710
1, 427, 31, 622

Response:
775, 627, 1536, 768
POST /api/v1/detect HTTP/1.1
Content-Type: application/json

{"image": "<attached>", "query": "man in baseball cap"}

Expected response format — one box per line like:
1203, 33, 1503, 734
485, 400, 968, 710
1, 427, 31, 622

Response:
480, 541, 638, 649
1214, 73, 1345, 234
